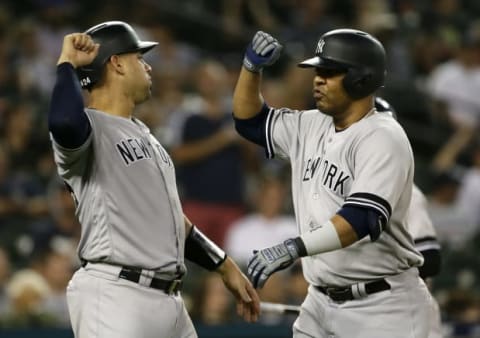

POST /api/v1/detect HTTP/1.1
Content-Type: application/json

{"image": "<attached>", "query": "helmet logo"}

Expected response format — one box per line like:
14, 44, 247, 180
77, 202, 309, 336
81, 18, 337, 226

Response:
316, 39, 325, 54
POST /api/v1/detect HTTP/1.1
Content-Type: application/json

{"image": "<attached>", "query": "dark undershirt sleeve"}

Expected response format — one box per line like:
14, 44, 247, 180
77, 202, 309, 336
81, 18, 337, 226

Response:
48, 62, 91, 149
233, 104, 270, 147
418, 248, 441, 279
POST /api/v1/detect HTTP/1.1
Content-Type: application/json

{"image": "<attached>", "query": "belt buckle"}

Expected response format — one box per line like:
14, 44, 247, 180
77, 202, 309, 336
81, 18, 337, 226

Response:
168, 279, 182, 294
326, 287, 351, 302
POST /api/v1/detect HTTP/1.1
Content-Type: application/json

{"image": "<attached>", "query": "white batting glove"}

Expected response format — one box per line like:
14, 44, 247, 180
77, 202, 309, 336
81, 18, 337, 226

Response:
247, 239, 300, 288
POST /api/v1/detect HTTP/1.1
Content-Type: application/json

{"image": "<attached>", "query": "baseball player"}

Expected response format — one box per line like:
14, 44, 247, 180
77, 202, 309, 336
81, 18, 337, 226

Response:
376, 97, 444, 338
47, 21, 259, 338
232, 29, 433, 337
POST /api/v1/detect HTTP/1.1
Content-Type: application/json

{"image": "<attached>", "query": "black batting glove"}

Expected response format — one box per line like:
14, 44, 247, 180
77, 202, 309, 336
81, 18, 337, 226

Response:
247, 239, 300, 288
243, 31, 283, 73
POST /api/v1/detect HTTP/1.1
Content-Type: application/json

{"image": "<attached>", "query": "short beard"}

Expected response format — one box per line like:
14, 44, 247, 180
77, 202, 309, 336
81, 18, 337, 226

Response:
317, 99, 350, 119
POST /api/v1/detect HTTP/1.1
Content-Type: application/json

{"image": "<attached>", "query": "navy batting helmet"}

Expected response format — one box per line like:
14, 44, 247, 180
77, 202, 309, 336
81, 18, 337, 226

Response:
298, 29, 386, 99
76, 21, 158, 90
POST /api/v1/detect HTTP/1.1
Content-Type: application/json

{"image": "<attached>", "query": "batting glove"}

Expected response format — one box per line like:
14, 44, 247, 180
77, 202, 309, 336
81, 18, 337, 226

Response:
247, 239, 300, 288
243, 31, 283, 73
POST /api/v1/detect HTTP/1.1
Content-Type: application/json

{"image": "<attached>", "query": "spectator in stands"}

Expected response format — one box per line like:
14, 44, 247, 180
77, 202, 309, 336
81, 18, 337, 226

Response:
426, 172, 474, 249
0, 144, 17, 226
34, 246, 73, 327
427, 27, 480, 172
454, 145, 480, 232
168, 60, 258, 246
443, 289, 480, 337
225, 175, 296, 267
28, 177, 80, 252
2, 269, 54, 328
0, 247, 11, 317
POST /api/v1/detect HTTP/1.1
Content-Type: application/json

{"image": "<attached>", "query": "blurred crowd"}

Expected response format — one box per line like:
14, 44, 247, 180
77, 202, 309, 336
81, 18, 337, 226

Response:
1, 0, 480, 336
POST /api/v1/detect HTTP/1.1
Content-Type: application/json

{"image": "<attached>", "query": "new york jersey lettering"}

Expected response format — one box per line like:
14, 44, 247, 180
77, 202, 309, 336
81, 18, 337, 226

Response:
303, 157, 350, 195
116, 137, 152, 166
302, 157, 322, 181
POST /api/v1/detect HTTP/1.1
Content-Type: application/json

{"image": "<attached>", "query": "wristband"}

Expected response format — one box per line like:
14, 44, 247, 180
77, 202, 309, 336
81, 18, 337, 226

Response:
300, 221, 342, 256
185, 225, 227, 271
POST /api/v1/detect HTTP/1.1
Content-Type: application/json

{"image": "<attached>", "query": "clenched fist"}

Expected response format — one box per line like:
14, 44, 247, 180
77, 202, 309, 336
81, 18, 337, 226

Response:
243, 31, 282, 73
57, 33, 100, 68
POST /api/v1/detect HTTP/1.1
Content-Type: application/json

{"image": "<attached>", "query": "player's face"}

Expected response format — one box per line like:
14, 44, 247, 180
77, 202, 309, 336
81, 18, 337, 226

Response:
312, 68, 352, 116
122, 52, 153, 104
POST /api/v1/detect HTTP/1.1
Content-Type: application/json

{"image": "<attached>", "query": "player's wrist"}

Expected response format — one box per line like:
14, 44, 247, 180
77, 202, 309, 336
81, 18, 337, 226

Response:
185, 225, 227, 271
57, 58, 78, 68
285, 237, 307, 258
243, 53, 263, 73
215, 255, 233, 275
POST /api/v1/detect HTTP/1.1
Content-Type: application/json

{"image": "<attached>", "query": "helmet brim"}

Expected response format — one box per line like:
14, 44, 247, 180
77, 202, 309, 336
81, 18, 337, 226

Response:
298, 56, 345, 69
137, 41, 158, 54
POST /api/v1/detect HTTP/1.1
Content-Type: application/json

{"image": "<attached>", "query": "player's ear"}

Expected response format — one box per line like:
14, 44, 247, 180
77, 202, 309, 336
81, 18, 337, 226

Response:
108, 55, 126, 75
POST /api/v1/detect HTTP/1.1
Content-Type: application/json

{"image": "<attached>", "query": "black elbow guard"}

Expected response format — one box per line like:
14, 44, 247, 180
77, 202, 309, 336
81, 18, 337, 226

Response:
185, 226, 227, 271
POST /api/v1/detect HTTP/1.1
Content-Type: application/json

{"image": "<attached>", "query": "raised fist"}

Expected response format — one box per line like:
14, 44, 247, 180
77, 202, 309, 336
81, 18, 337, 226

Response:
57, 33, 100, 68
243, 31, 282, 73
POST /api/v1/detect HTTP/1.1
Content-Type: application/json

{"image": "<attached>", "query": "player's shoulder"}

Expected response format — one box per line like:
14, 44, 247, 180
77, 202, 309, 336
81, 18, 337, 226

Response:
272, 107, 331, 126
85, 108, 126, 123
355, 112, 412, 151
365, 112, 408, 138
86, 109, 148, 127
272, 106, 324, 118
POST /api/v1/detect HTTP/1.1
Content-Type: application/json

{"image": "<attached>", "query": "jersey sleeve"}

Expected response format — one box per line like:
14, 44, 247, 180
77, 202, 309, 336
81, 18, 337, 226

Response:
344, 127, 413, 226
407, 185, 441, 251
50, 111, 94, 179
407, 185, 437, 240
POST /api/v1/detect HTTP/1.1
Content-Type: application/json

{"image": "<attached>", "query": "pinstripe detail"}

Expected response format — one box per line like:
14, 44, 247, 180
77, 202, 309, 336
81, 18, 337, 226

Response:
414, 236, 437, 243
414, 236, 441, 252
265, 108, 275, 159
344, 193, 392, 221
415, 242, 441, 252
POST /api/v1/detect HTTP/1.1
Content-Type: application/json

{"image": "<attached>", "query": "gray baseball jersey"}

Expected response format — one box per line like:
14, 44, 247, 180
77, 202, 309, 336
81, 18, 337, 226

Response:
264, 107, 423, 286
406, 184, 443, 338
407, 185, 440, 251
51, 108, 186, 277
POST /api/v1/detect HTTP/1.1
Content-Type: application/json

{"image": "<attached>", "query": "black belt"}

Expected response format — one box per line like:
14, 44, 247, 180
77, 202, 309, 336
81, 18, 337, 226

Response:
119, 267, 182, 295
82, 261, 182, 295
315, 279, 390, 302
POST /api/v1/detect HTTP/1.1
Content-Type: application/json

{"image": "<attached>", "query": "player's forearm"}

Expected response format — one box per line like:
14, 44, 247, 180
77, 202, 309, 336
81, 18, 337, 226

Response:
184, 215, 193, 235
331, 214, 359, 247
215, 255, 235, 275
48, 63, 91, 148
184, 223, 227, 271
233, 67, 264, 119
295, 215, 357, 257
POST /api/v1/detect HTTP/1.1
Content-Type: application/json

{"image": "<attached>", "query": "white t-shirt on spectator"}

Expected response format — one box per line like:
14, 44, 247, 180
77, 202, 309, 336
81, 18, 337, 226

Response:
225, 214, 297, 266
427, 60, 480, 126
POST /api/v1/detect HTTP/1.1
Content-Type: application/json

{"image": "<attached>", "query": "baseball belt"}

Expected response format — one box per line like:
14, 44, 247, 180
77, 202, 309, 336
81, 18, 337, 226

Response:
315, 279, 390, 302
118, 267, 183, 295
81, 261, 182, 295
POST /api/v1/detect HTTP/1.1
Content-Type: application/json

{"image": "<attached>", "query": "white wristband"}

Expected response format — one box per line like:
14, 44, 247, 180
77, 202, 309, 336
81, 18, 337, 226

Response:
300, 221, 342, 256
